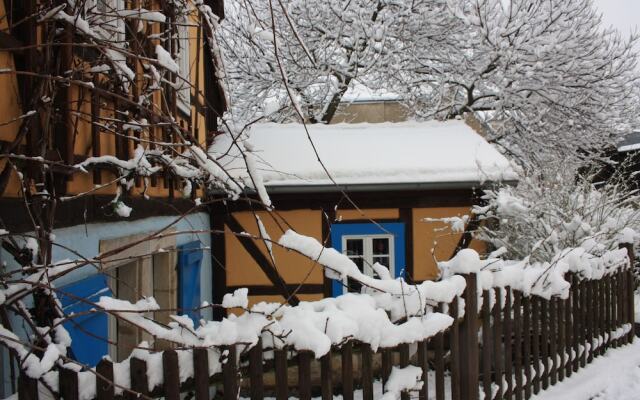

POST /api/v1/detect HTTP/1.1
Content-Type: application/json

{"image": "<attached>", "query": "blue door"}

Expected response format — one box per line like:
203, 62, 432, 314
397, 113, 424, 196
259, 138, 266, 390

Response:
58, 274, 112, 366
330, 222, 406, 297
178, 241, 203, 324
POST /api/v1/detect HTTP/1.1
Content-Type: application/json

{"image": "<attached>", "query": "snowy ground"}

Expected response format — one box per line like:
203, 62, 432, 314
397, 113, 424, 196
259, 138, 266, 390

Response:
531, 340, 640, 400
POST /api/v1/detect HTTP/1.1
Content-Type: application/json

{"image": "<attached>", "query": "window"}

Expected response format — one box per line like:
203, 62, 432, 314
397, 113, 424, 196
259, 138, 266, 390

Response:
343, 235, 394, 292
175, 14, 191, 115
331, 222, 405, 296
99, 232, 177, 361
84, 0, 126, 43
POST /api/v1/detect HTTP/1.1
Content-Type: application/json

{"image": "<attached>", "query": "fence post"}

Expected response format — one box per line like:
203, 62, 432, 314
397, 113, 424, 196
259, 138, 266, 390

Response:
59, 366, 79, 400
459, 273, 479, 400
96, 358, 115, 400
620, 242, 635, 342
249, 339, 264, 400
18, 372, 37, 400
162, 350, 180, 400
222, 346, 238, 400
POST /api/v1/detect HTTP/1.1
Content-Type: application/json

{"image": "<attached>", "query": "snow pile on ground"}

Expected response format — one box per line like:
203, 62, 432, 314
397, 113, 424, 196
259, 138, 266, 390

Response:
531, 341, 640, 400
210, 120, 517, 188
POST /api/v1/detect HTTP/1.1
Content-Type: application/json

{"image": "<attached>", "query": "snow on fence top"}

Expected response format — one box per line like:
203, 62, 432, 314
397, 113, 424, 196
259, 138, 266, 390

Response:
210, 120, 518, 189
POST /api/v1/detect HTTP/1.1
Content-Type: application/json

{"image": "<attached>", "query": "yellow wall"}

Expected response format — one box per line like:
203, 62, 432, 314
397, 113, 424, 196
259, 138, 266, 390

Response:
226, 206, 487, 292
337, 208, 399, 221
412, 207, 486, 280
226, 210, 324, 286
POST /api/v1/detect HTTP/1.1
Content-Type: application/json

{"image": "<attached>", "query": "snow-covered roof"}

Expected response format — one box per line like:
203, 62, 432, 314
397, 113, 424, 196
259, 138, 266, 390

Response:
211, 120, 518, 192
617, 131, 640, 153
341, 81, 401, 103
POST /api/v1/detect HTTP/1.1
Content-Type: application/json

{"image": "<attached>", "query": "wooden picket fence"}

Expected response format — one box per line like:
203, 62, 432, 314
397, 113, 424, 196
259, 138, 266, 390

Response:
16, 261, 636, 400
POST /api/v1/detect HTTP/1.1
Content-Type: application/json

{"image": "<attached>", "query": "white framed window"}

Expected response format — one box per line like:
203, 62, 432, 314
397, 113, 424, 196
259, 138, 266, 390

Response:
341, 234, 395, 292
175, 15, 191, 115
84, 0, 127, 44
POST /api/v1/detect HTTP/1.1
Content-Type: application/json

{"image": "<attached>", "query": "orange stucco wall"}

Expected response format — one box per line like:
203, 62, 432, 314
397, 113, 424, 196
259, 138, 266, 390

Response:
226, 205, 487, 292
412, 207, 486, 280
226, 210, 325, 286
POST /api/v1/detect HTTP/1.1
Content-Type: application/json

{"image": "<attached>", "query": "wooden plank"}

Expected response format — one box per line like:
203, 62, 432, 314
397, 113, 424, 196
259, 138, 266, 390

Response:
298, 351, 312, 400
482, 290, 493, 400
558, 297, 566, 381
513, 291, 523, 400
493, 289, 504, 400
564, 282, 572, 379
381, 348, 393, 388
341, 342, 354, 400
599, 278, 606, 355
434, 303, 446, 400
129, 357, 148, 399
627, 269, 635, 342
449, 299, 460, 400
399, 343, 411, 400
361, 343, 374, 400
587, 281, 595, 363
549, 298, 557, 386
321, 351, 333, 400
96, 358, 115, 400
522, 296, 532, 399
459, 274, 479, 400
540, 299, 549, 390
249, 340, 264, 400
162, 350, 180, 400
18, 372, 38, 400
571, 275, 581, 372
604, 275, 612, 350
504, 288, 513, 399
59, 367, 79, 400
418, 340, 429, 400
580, 280, 588, 367
275, 348, 289, 400
531, 296, 540, 395
195, 348, 212, 400
222, 346, 240, 400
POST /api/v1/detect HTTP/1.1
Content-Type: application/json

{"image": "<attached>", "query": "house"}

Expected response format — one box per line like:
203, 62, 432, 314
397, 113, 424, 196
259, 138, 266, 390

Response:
331, 82, 409, 124
208, 120, 517, 312
0, 0, 226, 383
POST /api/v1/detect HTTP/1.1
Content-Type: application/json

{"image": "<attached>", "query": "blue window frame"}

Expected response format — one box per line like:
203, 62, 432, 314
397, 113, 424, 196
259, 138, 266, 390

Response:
58, 274, 112, 367
178, 241, 203, 324
330, 222, 405, 296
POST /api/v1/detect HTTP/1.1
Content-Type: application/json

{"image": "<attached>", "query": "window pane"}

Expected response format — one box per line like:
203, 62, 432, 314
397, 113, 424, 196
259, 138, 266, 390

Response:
373, 256, 390, 268
345, 239, 364, 257
372, 238, 389, 255
349, 256, 364, 271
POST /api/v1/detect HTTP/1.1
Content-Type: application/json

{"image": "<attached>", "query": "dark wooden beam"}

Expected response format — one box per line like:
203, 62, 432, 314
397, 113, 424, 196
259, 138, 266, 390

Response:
0, 195, 198, 233
0, 31, 23, 52
399, 208, 414, 281
210, 212, 226, 321
225, 214, 300, 306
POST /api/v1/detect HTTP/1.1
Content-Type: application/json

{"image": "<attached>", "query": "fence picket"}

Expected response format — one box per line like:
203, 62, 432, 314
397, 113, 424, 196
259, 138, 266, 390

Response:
249, 339, 264, 400
549, 298, 557, 386
275, 348, 289, 400
564, 286, 572, 379
342, 342, 354, 400
540, 299, 549, 390
626, 268, 635, 342
531, 296, 540, 395
194, 348, 211, 400
418, 340, 429, 400
504, 288, 513, 399
96, 358, 114, 400
522, 296, 532, 399
321, 350, 333, 400
399, 343, 410, 400
129, 357, 148, 399
162, 350, 180, 400
361, 343, 374, 400
381, 348, 392, 388
513, 292, 523, 400
434, 303, 446, 400
481, 290, 492, 400
18, 372, 37, 400
459, 274, 479, 400
298, 351, 312, 400
493, 289, 504, 400
449, 299, 460, 400
59, 367, 78, 400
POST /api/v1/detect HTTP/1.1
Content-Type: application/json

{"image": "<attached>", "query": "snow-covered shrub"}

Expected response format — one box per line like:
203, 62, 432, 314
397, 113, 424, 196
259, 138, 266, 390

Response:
474, 165, 640, 266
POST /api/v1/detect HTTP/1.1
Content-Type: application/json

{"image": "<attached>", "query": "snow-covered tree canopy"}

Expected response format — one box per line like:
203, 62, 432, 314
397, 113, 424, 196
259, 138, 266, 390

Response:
220, 0, 640, 165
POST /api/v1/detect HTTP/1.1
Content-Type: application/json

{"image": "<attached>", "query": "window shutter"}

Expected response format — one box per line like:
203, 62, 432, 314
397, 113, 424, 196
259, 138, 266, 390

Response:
177, 241, 203, 324
58, 274, 113, 366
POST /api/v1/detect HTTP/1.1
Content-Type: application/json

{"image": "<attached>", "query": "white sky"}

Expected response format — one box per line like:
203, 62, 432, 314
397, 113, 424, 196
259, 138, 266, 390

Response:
592, 0, 639, 35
